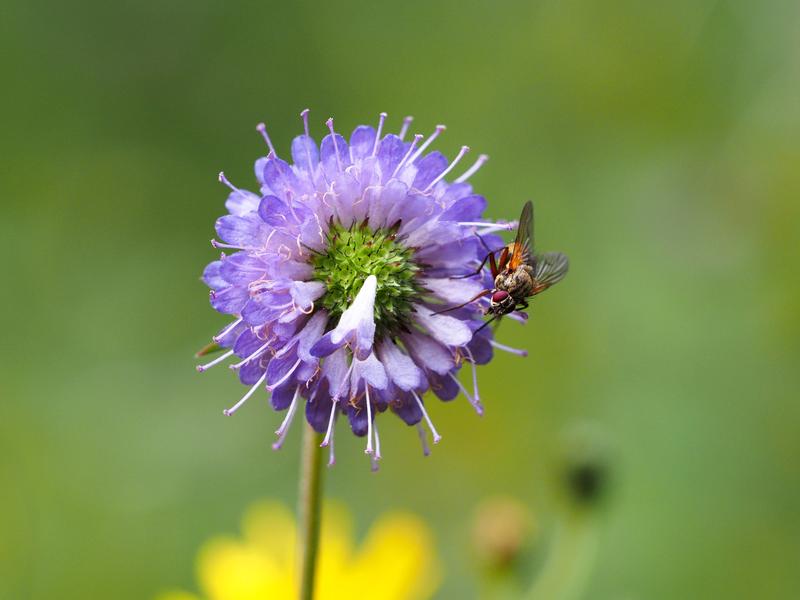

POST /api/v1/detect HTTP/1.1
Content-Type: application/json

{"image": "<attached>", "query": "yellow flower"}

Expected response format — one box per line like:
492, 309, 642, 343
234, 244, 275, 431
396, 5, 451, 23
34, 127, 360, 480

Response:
157, 501, 441, 600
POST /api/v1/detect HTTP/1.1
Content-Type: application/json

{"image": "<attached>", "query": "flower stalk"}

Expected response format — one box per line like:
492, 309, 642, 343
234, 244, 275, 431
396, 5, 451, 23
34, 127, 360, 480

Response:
297, 422, 325, 600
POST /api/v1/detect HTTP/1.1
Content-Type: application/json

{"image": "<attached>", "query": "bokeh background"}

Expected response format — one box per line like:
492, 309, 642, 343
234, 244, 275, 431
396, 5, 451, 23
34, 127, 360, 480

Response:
2, 0, 799, 598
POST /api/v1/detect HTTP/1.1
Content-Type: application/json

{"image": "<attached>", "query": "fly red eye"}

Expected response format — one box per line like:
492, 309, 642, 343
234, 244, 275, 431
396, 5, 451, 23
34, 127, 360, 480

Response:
492, 290, 510, 302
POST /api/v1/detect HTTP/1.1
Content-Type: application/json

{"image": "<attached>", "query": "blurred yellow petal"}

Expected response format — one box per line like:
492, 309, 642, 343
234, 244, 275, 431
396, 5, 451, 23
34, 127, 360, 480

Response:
197, 536, 292, 600
348, 512, 442, 600
241, 501, 296, 568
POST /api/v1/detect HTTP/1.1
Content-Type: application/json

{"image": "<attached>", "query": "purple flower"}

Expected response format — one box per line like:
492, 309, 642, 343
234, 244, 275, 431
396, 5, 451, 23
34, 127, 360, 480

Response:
198, 110, 526, 469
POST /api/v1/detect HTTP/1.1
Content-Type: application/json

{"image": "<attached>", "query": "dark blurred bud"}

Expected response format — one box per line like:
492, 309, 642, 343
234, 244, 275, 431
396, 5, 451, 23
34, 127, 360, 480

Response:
560, 423, 613, 508
471, 496, 536, 571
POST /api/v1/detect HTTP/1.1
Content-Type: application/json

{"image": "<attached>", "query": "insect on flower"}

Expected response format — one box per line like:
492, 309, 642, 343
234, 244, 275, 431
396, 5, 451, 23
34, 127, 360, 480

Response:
438, 201, 569, 328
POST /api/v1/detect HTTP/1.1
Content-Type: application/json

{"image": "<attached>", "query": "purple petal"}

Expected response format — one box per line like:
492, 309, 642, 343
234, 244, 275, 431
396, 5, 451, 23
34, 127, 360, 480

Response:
413, 305, 473, 347
310, 331, 347, 358
412, 151, 448, 190
429, 372, 460, 401
320, 133, 350, 179
210, 286, 249, 315
421, 277, 484, 305
376, 134, 406, 181
225, 189, 261, 216
233, 329, 264, 358
376, 339, 422, 391
390, 393, 423, 425
202, 260, 226, 290
290, 281, 326, 314
261, 156, 302, 201
296, 311, 328, 362
215, 214, 267, 247
441, 195, 487, 222
266, 349, 299, 387
220, 252, 269, 286
291, 134, 319, 173
467, 329, 494, 365
238, 358, 268, 385
305, 381, 334, 433
401, 332, 455, 375
352, 353, 388, 390
349, 125, 377, 161
271, 382, 297, 410
344, 402, 369, 437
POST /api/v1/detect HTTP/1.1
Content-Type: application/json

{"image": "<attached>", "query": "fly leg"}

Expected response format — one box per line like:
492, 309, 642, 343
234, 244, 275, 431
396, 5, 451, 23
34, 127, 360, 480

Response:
432, 289, 491, 315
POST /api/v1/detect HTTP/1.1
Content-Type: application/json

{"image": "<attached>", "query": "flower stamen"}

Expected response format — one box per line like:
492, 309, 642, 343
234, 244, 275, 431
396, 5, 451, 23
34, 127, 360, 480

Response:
196, 349, 234, 372
398, 115, 413, 140
392, 133, 423, 178
423, 145, 470, 193
272, 387, 301, 450
455, 154, 489, 183
223, 371, 267, 416
325, 118, 343, 173
416, 423, 431, 456
449, 372, 484, 416
256, 122, 277, 156
490, 340, 529, 357
365, 385, 374, 455
412, 390, 442, 444
372, 112, 388, 156
213, 317, 243, 342
408, 124, 446, 164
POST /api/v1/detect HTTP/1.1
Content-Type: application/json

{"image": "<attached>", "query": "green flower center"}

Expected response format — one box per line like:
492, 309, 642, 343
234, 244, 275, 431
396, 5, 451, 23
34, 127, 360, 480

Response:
311, 222, 422, 335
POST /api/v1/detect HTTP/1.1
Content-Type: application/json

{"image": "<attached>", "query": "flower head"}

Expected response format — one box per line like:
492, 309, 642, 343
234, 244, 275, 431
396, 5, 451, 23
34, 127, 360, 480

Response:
198, 110, 523, 467
156, 501, 441, 600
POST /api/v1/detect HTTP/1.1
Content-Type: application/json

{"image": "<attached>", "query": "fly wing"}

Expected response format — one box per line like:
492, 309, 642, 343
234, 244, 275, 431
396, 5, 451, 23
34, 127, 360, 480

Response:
533, 251, 569, 292
508, 201, 533, 271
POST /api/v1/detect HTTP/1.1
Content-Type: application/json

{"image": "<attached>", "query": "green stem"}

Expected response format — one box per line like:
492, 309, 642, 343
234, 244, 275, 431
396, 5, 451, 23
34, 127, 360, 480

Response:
525, 512, 599, 600
297, 423, 325, 600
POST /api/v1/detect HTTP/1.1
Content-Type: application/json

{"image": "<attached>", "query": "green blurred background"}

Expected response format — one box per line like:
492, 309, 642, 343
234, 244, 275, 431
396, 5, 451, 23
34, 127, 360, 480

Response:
2, 0, 799, 598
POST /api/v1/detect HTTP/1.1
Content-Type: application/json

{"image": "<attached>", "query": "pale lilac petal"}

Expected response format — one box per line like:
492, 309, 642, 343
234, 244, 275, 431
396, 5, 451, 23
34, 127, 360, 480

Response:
352, 352, 388, 390
413, 304, 473, 347
225, 190, 261, 216
376, 339, 422, 391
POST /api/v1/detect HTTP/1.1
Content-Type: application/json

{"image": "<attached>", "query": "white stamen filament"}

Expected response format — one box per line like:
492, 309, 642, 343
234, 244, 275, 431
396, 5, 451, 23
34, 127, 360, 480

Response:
392, 134, 423, 178
211, 240, 261, 251
465, 347, 481, 407
272, 388, 300, 450
408, 124, 446, 164
455, 153, 489, 183
214, 317, 243, 342
327, 422, 336, 467
372, 112, 388, 156
266, 358, 302, 391
256, 123, 277, 156
398, 115, 413, 140
196, 349, 234, 372
325, 118, 343, 173
373, 417, 382, 460
229, 341, 271, 370
456, 221, 515, 231
223, 371, 267, 416
449, 372, 484, 416
490, 340, 529, 357
218, 172, 247, 196
423, 145, 470, 192
365, 386, 374, 455
321, 400, 338, 447
416, 423, 431, 456
412, 390, 442, 443
300, 108, 318, 186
